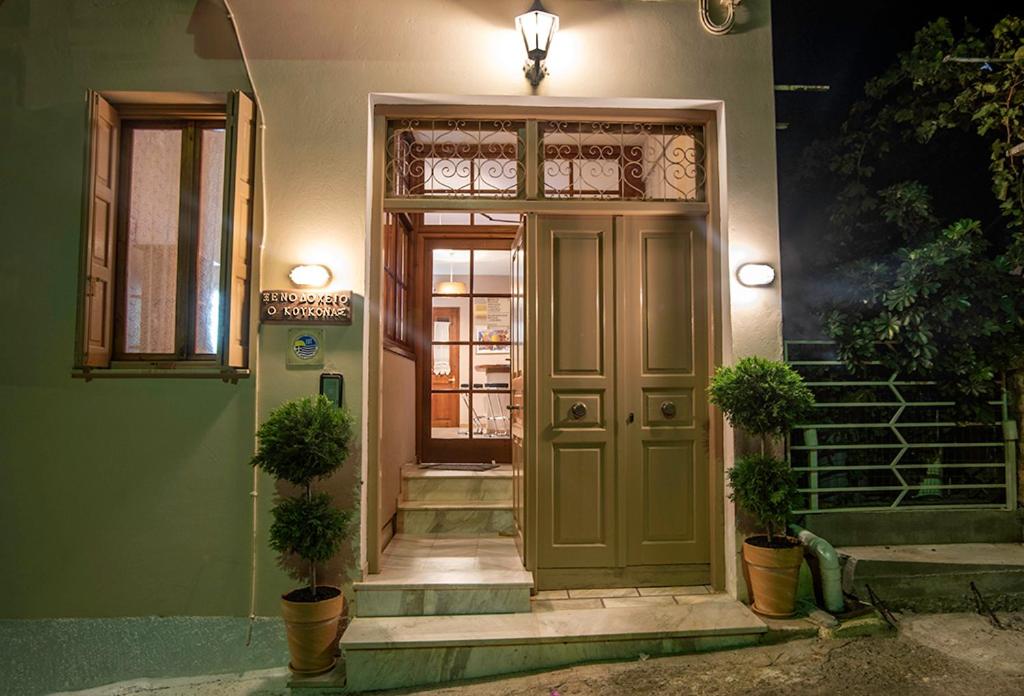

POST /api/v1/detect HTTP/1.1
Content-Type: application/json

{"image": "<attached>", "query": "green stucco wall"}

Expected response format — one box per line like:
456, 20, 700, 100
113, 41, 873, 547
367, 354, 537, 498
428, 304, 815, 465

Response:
0, 0, 288, 619
1, 0, 784, 625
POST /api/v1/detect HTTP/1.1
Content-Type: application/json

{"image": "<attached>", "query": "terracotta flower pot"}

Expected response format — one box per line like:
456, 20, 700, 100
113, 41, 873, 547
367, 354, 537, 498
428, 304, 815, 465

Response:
742, 537, 804, 618
281, 586, 345, 676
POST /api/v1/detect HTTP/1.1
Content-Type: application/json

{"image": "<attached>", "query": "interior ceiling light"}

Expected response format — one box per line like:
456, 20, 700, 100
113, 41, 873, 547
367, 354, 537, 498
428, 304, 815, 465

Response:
437, 253, 467, 294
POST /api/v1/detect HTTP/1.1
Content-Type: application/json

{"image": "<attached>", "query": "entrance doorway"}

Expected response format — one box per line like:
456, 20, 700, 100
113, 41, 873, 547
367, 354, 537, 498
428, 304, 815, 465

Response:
532, 215, 711, 587
366, 105, 724, 588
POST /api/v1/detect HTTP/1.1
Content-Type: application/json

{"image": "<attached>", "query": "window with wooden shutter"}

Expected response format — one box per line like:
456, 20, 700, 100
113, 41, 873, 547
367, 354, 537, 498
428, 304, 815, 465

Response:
74, 91, 256, 377
78, 92, 120, 368
221, 91, 255, 369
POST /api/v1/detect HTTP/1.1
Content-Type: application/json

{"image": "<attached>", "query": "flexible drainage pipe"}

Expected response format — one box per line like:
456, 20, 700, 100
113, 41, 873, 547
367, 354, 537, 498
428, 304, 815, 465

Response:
790, 523, 844, 614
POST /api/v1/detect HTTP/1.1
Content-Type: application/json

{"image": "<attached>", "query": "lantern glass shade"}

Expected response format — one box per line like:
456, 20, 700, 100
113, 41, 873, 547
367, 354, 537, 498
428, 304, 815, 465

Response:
516, 1, 558, 60
736, 263, 776, 287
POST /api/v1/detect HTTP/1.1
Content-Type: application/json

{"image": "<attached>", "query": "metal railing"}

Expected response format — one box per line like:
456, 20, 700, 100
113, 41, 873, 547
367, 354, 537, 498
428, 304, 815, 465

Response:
784, 340, 1018, 514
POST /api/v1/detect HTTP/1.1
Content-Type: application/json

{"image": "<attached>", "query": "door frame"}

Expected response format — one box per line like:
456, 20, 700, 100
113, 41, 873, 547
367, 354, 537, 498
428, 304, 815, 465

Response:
416, 234, 516, 464
365, 101, 726, 589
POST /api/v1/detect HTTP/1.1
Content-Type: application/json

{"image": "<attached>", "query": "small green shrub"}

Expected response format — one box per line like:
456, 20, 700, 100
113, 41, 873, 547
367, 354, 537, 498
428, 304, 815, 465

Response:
728, 454, 800, 543
709, 357, 814, 543
708, 356, 815, 440
252, 395, 355, 597
252, 395, 354, 486
269, 493, 352, 565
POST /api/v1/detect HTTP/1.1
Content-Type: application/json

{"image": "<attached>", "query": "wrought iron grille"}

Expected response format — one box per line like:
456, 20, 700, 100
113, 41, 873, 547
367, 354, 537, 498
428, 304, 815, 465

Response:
386, 119, 525, 198
539, 120, 706, 201
785, 341, 1016, 514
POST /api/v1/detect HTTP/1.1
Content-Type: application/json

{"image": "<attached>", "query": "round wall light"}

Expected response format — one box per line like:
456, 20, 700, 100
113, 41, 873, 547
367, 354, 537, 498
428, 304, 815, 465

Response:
736, 263, 776, 287
289, 264, 332, 288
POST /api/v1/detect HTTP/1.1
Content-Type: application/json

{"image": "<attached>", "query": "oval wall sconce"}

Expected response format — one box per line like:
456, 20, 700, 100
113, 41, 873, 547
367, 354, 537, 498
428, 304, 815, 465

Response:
516, 0, 559, 87
289, 264, 332, 289
736, 263, 776, 287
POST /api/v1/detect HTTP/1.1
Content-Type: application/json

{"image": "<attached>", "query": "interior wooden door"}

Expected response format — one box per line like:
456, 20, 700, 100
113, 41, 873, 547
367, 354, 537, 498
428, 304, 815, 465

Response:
536, 216, 618, 568
621, 216, 710, 568
510, 222, 526, 557
430, 307, 460, 427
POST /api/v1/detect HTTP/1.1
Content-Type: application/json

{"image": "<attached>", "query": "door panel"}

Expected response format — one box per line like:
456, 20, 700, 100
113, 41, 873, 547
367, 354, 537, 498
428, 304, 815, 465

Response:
511, 223, 526, 556
624, 217, 709, 567
537, 216, 617, 568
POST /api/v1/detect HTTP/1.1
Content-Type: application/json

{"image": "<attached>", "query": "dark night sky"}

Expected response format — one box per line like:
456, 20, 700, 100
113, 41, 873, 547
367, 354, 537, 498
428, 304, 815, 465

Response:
770, 1, 1017, 338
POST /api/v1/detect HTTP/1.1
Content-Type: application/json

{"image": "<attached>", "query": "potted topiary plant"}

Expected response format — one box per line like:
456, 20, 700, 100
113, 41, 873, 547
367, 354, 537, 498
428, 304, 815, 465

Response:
252, 395, 355, 676
708, 356, 815, 617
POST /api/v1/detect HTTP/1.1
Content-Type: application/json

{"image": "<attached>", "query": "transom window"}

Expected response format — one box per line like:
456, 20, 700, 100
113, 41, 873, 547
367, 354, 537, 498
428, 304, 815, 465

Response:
385, 118, 706, 202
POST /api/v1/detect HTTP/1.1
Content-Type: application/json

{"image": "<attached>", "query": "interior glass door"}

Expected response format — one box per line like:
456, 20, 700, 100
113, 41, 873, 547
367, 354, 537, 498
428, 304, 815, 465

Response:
422, 238, 514, 463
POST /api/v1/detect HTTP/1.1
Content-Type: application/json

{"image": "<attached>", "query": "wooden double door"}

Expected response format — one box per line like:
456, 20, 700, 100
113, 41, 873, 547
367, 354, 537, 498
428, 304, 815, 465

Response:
533, 215, 711, 584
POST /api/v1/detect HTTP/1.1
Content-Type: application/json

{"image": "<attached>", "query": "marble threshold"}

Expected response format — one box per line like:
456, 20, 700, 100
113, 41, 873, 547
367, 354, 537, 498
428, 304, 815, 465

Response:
341, 597, 767, 650
404, 464, 513, 479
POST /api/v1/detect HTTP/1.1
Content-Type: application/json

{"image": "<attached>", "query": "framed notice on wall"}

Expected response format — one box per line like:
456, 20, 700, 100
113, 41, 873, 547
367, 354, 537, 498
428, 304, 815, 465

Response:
474, 298, 510, 354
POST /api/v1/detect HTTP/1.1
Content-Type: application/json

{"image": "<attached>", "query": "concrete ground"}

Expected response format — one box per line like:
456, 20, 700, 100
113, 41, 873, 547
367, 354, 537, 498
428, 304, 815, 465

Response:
61, 613, 1024, 696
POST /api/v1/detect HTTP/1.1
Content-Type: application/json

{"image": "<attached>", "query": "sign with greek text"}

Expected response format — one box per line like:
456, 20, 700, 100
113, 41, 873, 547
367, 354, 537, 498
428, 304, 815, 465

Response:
260, 289, 352, 325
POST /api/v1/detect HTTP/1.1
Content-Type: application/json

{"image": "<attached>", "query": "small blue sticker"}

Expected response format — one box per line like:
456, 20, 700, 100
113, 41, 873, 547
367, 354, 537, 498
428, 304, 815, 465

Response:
292, 333, 320, 360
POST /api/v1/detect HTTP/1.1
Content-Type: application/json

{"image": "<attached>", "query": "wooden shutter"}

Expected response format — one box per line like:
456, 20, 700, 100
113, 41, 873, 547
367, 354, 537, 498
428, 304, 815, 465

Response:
220, 91, 255, 368
79, 92, 119, 368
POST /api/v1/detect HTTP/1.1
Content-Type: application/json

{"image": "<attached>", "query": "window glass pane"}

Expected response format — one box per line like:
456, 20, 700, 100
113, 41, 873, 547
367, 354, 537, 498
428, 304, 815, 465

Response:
473, 249, 511, 294
431, 344, 469, 390
575, 159, 620, 194
473, 158, 517, 193
473, 297, 511, 351
431, 392, 470, 439
423, 157, 471, 195
432, 249, 470, 294
194, 128, 225, 355
432, 296, 470, 342
423, 212, 473, 225
473, 344, 510, 391
472, 392, 511, 439
124, 128, 182, 354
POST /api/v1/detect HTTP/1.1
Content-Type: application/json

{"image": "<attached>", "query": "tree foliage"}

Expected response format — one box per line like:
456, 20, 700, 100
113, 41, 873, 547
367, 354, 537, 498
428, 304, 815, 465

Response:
709, 358, 814, 543
269, 493, 352, 565
727, 454, 801, 544
252, 395, 355, 596
809, 16, 1024, 414
708, 357, 815, 440
252, 395, 354, 486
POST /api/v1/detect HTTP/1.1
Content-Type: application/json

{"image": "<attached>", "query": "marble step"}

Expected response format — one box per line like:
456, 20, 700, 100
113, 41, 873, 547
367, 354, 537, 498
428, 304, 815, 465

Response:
397, 500, 515, 536
340, 599, 767, 691
354, 570, 533, 618
402, 465, 513, 503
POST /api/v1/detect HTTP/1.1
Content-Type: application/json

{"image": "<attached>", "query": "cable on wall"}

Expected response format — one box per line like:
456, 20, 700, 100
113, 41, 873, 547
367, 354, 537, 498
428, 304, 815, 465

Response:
699, 0, 739, 36
221, 0, 267, 648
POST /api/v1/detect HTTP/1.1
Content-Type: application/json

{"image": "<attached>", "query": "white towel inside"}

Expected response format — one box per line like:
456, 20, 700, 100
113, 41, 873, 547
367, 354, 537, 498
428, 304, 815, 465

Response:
432, 320, 451, 375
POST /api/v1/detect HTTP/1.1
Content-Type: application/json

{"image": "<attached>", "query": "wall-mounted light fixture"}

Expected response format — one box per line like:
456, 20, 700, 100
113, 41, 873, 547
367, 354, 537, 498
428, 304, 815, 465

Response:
736, 263, 776, 287
289, 264, 332, 289
516, 0, 559, 87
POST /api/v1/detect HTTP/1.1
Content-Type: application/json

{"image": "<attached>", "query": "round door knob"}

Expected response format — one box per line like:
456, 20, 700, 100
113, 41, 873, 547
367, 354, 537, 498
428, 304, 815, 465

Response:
569, 402, 588, 420
660, 400, 677, 418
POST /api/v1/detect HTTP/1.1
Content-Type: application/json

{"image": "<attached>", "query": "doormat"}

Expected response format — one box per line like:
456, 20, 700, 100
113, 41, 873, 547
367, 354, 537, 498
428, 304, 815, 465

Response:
418, 462, 499, 472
